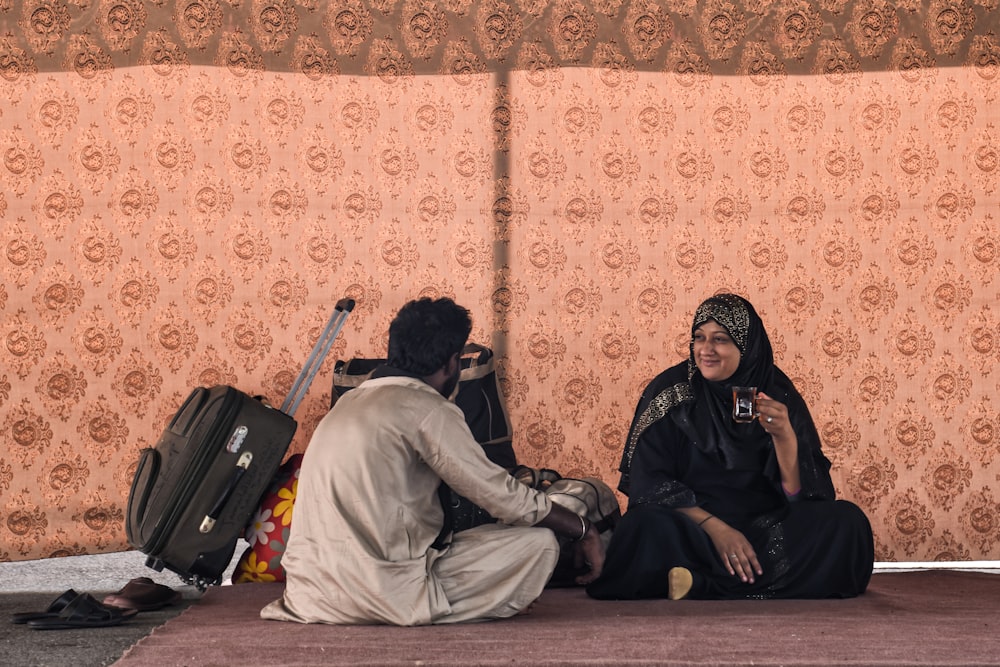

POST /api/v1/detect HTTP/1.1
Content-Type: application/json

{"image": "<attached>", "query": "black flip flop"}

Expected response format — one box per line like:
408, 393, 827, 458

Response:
10, 589, 80, 624
26, 593, 138, 630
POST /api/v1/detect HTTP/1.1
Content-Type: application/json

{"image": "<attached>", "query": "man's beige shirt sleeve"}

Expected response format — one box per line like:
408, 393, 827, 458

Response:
413, 392, 551, 527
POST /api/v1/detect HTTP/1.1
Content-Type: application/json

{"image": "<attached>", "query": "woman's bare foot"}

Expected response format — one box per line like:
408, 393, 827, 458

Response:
668, 567, 693, 600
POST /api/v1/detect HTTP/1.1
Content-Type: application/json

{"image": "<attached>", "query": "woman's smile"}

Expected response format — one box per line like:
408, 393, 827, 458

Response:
693, 320, 741, 382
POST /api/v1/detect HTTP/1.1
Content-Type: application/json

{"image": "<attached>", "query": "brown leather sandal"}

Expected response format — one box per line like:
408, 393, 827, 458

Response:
102, 576, 182, 611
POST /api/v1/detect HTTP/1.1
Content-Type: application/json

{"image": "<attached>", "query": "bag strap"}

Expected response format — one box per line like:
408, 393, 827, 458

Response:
511, 465, 562, 490
458, 343, 495, 381
546, 477, 623, 533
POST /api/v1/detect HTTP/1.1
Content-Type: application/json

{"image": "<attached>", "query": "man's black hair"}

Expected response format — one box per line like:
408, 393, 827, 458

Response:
387, 297, 472, 376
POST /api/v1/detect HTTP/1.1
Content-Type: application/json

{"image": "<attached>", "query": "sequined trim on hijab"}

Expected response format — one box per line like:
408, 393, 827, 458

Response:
692, 294, 751, 353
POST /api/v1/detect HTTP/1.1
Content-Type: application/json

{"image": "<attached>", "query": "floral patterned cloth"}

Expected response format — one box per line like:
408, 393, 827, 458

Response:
232, 454, 303, 584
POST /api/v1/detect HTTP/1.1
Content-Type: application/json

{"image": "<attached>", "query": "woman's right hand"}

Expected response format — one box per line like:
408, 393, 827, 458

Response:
703, 519, 763, 584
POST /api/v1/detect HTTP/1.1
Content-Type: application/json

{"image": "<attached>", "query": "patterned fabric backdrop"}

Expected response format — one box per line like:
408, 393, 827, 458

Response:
0, 1, 998, 563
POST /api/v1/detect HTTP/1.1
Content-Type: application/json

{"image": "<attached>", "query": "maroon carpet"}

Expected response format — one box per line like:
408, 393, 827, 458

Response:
113, 571, 1000, 666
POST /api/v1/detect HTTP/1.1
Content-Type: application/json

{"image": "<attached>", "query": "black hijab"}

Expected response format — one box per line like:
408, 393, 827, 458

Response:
685, 293, 775, 471
618, 294, 833, 500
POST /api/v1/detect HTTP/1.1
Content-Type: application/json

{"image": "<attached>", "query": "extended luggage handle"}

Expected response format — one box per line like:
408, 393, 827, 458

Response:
281, 297, 355, 417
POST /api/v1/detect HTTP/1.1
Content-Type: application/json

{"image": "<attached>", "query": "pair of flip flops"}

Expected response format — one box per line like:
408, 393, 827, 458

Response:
11, 590, 138, 630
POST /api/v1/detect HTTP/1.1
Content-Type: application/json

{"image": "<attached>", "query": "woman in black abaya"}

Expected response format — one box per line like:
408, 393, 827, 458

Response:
587, 294, 874, 600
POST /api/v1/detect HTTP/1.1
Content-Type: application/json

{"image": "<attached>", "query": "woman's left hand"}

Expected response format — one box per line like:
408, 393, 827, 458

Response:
703, 519, 763, 584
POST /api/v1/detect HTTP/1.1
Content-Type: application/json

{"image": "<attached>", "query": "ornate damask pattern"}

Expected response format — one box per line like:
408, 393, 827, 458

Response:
0, 2, 998, 563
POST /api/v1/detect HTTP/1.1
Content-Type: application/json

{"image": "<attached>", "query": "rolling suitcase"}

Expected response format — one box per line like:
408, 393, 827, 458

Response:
126, 297, 354, 589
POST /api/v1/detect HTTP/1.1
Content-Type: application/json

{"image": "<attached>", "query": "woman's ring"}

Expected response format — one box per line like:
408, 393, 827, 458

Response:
766, 416, 773, 424
729, 553, 738, 559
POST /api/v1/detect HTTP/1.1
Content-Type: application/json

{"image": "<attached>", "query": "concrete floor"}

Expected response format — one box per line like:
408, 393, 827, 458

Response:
0, 550, 243, 594
1, 553, 218, 667
2, 551, 996, 594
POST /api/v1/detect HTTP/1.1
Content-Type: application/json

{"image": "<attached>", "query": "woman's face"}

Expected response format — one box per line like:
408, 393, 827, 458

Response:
692, 319, 741, 382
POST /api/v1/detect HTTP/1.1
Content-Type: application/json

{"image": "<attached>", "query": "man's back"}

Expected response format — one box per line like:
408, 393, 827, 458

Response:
262, 374, 551, 625
299, 376, 461, 562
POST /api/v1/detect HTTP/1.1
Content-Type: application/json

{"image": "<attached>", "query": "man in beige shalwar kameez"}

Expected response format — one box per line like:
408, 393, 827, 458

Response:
262, 298, 604, 626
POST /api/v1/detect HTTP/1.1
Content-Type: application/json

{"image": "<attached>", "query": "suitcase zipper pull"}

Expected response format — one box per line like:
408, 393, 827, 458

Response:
200, 451, 253, 534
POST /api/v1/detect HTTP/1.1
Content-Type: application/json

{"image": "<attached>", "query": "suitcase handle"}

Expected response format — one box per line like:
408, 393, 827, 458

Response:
281, 298, 355, 417
200, 451, 253, 534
